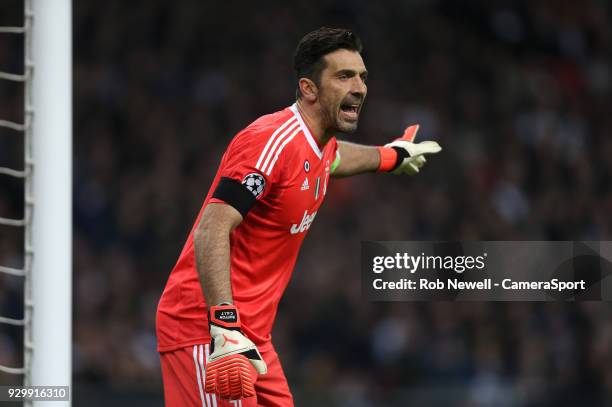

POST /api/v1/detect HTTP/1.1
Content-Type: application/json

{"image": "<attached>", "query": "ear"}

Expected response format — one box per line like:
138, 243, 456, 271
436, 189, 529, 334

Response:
298, 78, 318, 102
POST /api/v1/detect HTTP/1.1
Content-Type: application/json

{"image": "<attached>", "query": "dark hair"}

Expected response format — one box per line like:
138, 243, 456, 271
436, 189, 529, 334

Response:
293, 27, 363, 98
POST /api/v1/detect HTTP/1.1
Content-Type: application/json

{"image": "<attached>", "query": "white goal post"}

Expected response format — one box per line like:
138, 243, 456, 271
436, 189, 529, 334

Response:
0, 1, 72, 406
31, 0, 72, 405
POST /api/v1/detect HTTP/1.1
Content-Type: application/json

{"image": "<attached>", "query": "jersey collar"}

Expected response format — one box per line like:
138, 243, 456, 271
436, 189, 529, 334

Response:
290, 103, 323, 160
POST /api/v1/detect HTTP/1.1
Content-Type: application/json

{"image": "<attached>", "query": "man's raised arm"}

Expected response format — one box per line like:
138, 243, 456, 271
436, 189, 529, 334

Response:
332, 125, 442, 178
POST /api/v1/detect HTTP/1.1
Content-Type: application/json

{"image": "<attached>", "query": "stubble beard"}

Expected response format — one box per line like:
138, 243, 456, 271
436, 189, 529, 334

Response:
337, 117, 358, 133
320, 93, 359, 135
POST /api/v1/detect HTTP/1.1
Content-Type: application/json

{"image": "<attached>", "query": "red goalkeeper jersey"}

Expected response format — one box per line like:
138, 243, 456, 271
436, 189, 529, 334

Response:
156, 104, 338, 352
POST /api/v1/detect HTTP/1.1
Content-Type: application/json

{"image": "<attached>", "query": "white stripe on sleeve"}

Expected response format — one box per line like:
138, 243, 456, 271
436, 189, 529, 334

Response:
255, 117, 298, 170
264, 127, 301, 175
258, 120, 299, 173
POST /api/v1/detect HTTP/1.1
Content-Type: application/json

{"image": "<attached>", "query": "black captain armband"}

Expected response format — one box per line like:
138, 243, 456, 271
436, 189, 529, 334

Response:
212, 174, 265, 218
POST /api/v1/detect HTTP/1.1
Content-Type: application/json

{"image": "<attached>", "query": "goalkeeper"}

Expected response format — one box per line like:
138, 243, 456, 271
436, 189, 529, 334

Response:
156, 27, 441, 407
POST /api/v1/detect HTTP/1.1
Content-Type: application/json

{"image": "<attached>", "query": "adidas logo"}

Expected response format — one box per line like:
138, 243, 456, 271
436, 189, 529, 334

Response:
301, 177, 309, 191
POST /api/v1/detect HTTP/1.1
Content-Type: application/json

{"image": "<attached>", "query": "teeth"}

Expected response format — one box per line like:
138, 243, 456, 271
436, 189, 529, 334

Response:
341, 105, 359, 114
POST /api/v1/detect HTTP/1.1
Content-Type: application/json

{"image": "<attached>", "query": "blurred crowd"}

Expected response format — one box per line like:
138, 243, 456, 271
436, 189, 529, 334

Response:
1, 0, 612, 405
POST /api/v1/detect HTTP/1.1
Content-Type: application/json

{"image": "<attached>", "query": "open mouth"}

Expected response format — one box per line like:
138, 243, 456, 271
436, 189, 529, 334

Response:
340, 104, 360, 121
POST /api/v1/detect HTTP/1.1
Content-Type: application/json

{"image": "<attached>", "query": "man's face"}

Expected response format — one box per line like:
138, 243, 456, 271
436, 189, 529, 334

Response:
317, 49, 368, 134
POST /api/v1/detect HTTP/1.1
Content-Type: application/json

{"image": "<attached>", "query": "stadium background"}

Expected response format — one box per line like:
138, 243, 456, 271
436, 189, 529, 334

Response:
1, 0, 611, 405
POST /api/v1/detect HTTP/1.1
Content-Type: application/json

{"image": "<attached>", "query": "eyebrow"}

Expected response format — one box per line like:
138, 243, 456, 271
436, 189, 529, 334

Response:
336, 69, 369, 78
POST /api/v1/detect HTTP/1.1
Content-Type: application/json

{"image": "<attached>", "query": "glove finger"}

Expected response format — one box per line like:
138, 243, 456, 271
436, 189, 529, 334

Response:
393, 160, 421, 175
205, 354, 258, 399
405, 156, 426, 170
414, 156, 426, 167
413, 140, 442, 155
401, 124, 420, 142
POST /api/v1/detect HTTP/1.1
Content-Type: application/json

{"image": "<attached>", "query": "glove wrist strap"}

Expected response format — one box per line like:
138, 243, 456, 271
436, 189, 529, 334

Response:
208, 303, 241, 329
377, 146, 410, 172
376, 147, 398, 172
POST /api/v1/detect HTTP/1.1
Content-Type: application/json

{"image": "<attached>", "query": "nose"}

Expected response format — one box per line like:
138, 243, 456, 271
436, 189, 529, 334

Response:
351, 76, 367, 97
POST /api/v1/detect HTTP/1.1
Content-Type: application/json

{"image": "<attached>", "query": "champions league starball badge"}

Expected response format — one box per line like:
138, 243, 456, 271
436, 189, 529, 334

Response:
242, 173, 266, 198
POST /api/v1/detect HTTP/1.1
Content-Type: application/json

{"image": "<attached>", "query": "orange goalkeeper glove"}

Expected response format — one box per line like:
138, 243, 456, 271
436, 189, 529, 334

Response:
204, 303, 267, 400
377, 124, 442, 174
